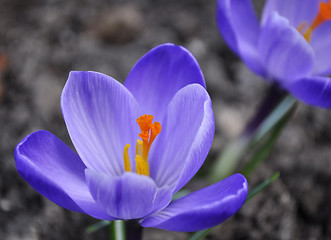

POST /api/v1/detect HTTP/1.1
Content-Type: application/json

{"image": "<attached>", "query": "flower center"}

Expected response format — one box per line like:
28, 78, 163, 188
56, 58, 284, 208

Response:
298, 0, 331, 42
123, 114, 161, 176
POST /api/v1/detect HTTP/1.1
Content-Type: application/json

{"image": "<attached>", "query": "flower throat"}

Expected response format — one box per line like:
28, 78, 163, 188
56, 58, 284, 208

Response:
123, 114, 161, 176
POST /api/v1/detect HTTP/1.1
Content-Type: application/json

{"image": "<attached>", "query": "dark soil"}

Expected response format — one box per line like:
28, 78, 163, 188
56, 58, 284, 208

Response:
0, 0, 330, 239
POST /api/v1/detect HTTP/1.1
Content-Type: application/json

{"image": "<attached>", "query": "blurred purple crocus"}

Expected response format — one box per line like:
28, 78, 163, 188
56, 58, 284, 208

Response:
15, 44, 247, 232
217, 0, 331, 108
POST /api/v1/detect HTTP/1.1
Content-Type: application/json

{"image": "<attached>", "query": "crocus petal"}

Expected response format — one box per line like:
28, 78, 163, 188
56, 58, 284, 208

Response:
61, 71, 141, 177
310, 21, 331, 75
140, 174, 248, 232
14, 130, 113, 220
258, 12, 315, 83
286, 76, 331, 108
149, 84, 214, 192
216, 0, 266, 76
124, 43, 205, 122
262, 0, 319, 27
85, 170, 172, 220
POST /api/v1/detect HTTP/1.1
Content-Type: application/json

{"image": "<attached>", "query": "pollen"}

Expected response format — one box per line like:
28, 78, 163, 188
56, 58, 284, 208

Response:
150, 122, 162, 144
135, 155, 149, 176
122, 114, 161, 176
299, 0, 331, 42
138, 131, 149, 142
137, 114, 154, 132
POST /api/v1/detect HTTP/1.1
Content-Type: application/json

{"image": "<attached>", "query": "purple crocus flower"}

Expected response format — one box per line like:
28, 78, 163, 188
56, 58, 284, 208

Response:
217, 0, 331, 108
15, 43, 247, 232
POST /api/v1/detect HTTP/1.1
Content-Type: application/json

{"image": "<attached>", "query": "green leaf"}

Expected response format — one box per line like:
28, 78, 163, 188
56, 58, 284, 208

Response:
252, 95, 296, 144
188, 228, 213, 240
241, 99, 296, 177
86, 220, 111, 234
210, 137, 248, 182
247, 172, 280, 200
210, 95, 296, 182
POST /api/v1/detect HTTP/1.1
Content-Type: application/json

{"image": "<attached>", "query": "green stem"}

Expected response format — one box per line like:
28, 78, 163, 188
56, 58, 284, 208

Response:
110, 220, 126, 240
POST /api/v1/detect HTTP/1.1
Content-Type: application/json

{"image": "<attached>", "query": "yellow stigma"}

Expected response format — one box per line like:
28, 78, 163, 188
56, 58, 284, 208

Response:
298, 0, 331, 42
122, 114, 161, 176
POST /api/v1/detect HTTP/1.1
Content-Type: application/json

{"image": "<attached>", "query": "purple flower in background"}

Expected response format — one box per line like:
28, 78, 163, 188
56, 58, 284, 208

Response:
217, 0, 331, 108
15, 44, 248, 232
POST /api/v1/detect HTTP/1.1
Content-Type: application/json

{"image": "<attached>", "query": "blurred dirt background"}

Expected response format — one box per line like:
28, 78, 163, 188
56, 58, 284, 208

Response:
0, 0, 331, 239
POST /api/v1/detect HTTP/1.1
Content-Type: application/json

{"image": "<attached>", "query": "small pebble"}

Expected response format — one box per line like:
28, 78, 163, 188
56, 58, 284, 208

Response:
94, 5, 143, 44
